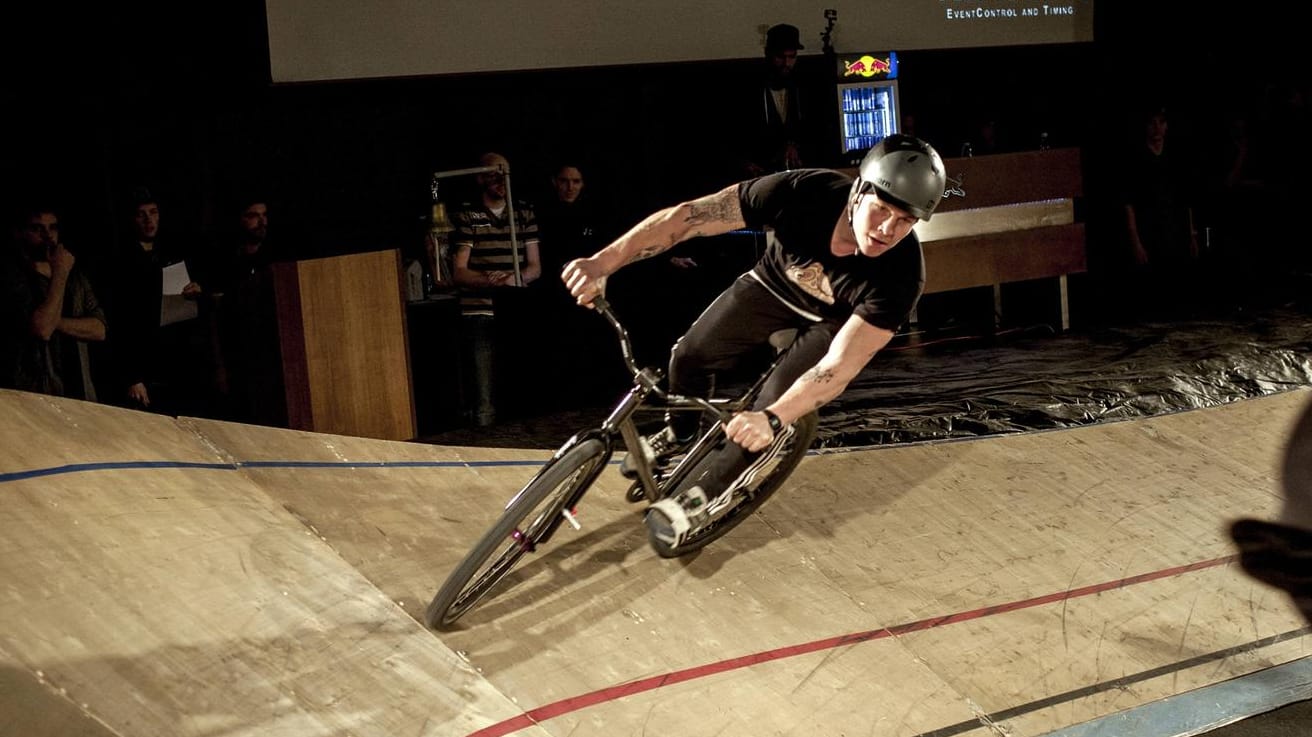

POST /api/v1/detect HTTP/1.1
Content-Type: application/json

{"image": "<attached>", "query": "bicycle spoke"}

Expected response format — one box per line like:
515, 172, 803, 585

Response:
426, 439, 608, 629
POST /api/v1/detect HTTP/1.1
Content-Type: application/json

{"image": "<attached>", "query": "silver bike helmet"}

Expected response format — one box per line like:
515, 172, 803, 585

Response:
852, 134, 947, 221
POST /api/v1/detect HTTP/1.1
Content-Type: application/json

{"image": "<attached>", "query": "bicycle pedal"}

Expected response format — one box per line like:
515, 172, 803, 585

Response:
624, 483, 646, 504
619, 456, 675, 481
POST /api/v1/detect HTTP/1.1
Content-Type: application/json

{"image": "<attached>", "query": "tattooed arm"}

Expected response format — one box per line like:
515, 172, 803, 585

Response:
779, 315, 894, 419
562, 183, 745, 304
726, 314, 896, 451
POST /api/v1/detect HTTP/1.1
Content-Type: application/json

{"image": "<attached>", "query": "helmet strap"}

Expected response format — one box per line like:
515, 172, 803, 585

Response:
847, 180, 867, 228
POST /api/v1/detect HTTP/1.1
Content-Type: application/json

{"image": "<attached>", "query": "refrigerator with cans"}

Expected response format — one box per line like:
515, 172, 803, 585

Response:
834, 50, 900, 165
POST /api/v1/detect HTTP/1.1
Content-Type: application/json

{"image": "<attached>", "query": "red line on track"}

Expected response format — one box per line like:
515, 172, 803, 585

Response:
466, 554, 1237, 737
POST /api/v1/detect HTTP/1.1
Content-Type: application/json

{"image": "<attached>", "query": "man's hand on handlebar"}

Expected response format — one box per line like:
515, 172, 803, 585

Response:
562, 257, 608, 307
725, 411, 777, 453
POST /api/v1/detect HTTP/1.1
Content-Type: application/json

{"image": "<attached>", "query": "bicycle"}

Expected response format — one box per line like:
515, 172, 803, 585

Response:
424, 297, 818, 630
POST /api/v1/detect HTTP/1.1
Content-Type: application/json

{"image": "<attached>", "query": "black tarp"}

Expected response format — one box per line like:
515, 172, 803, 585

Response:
422, 299, 1312, 451
821, 305, 1312, 448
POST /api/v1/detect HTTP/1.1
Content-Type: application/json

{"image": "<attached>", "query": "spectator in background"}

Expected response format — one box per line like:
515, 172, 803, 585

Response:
1200, 111, 1263, 300
900, 113, 919, 139
535, 159, 623, 406
969, 114, 1005, 156
1, 204, 107, 399
1120, 104, 1200, 316
208, 194, 286, 427
537, 161, 605, 277
733, 24, 818, 177
102, 187, 213, 416
451, 151, 541, 427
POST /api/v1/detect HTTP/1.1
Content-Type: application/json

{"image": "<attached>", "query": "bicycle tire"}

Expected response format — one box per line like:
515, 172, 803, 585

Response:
649, 411, 818, 558
425, 438, 608, 629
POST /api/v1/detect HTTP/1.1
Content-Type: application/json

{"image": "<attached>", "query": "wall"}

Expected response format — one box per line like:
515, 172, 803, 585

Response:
1, 2, 1305, 282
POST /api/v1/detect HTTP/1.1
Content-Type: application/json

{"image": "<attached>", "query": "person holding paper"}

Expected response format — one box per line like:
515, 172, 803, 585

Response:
102, 187, 211, 416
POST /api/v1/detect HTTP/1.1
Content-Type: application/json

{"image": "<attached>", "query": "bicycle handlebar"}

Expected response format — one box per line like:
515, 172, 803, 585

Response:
590, 296, 640, 376
590, 296, 729, 423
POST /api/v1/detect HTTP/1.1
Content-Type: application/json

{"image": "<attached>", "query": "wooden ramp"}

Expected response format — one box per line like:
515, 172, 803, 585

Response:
1, 387, 1308, 736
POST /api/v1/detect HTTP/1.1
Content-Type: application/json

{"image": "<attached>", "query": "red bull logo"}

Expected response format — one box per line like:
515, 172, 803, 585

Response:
843, 55, 892, 78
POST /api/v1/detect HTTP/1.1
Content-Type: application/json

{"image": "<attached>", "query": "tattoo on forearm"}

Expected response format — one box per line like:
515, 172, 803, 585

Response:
634, 245, 663, 262
801, 366, 837, 384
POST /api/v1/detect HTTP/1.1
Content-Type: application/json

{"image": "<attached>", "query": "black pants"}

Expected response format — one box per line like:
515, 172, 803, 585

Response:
665, 273, 839, 495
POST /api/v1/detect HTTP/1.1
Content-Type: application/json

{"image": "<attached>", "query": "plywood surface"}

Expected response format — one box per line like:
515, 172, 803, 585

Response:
0, 390, 544, 737
2, 387, 1308, 737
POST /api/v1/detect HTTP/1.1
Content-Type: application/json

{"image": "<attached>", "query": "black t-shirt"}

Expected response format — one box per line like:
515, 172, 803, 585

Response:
1120, 146, 1195, 265
738, 169, 924, 332
106, 238, 189, 388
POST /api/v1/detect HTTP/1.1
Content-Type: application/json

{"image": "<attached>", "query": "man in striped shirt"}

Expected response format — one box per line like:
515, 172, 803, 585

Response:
451, 151, 541, 427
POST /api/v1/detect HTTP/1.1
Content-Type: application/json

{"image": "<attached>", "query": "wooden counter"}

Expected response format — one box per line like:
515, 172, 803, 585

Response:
844, 147, 1086, 329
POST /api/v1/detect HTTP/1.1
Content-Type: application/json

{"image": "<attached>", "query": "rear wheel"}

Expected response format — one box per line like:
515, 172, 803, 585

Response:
425, 439, 608, 629
648, 411, 818, 558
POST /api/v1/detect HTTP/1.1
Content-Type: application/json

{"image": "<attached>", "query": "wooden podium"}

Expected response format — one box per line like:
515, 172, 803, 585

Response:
272, 249, 417, 441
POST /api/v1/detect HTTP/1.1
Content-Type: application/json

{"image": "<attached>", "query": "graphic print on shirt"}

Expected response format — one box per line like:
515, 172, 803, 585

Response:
785, 261, 834, 304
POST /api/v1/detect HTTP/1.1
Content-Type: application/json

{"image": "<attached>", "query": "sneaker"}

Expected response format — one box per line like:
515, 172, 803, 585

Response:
619, 426, 694, 479
645, 485, 714, 548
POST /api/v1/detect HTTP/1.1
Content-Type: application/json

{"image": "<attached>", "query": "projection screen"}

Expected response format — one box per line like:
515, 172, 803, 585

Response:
266, 1, 1095, 84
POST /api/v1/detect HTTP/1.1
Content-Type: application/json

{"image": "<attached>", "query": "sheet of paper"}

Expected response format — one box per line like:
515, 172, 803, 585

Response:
160, 295, 198, 326
161, 261, 191, 295
160, 262, 198, 325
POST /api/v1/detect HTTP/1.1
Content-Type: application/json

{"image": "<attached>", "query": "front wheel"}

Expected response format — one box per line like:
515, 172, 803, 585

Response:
649, 411, 818, 558
425, 438, 608, 629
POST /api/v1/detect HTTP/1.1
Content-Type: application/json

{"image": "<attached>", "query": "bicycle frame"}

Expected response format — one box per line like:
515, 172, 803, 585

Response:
525, 296, 785, 544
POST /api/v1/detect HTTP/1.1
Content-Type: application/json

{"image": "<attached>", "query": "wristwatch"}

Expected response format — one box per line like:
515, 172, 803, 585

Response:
762, 409, 783, 434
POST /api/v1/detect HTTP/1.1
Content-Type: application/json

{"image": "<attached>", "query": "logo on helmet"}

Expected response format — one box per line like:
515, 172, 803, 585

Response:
943, 174, 966, 199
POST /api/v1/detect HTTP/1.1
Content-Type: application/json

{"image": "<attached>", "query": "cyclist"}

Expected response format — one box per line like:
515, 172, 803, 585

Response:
562, 134, 946, 547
